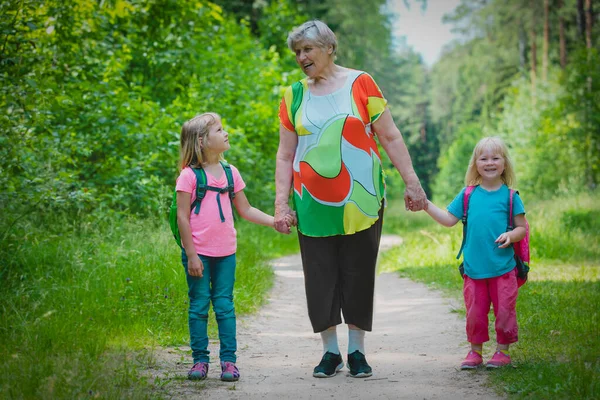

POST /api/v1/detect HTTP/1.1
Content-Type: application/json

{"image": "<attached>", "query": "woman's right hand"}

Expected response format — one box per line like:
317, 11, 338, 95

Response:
274, 203, 294, 234
188, 254, 204, 277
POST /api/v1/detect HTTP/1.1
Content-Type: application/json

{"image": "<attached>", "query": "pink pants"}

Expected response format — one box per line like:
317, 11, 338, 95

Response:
463, 268, 519, 345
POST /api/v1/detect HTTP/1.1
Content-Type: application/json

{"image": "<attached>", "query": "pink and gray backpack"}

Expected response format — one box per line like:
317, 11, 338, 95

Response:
456, 185, 530, 287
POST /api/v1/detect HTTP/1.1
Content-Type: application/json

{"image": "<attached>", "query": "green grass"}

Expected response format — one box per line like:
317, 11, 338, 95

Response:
381, 191, 600, 399
2, 191, 597, 399
0, 215, 298, 399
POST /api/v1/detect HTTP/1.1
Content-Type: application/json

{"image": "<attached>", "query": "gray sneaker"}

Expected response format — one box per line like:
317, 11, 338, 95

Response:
347, 350, 372, 378
313, 352, 343, 378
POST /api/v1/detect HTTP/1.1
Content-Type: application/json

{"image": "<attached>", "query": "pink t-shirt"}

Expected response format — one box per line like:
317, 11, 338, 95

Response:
176, 164, 246, 257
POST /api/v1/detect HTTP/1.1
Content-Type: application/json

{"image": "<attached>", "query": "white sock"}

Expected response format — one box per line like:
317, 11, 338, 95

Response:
320, 327, 340, 355
348, 328, 365, 354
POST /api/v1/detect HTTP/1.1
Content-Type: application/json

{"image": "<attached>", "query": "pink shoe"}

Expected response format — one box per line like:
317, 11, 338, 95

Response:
486, 351, 511, 368
460, 350, 483, 370
188, 362, 209, 380
220, 361, 240, 382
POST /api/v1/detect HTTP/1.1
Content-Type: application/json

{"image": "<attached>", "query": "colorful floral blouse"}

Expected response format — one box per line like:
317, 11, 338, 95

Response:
278, 69, 388, 237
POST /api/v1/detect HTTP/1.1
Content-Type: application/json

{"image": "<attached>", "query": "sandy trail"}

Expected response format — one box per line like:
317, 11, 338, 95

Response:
150, 235, 502, 399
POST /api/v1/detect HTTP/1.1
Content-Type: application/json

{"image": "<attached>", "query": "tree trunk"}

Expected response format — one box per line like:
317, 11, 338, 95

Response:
585, 0, 593, 49
530, 0, 537, 95
577, 0, 586, 41
543, 0, 549, 81
584, 0, 595, 188
519, 23, 527, 70
559, 0, 566, 68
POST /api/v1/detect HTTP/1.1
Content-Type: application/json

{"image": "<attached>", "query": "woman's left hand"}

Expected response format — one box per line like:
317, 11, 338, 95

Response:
405, 181, 428, 211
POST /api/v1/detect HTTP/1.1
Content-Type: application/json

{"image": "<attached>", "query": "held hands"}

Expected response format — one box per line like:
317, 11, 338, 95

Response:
274, 203, 297, 234
495, 232, 513, 249
404, 181, 428, 212
188, 254, 204, 277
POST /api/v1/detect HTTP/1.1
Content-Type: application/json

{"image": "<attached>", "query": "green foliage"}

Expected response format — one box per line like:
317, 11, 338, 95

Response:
431, 123, 480, 204
381, 49, 438, 197
491, 279, 599, 399
0, 214, 297, 398
429, 0, 599, 202
496, 48, 600, 198
526, 191, 600, 262
0, 0, 303, 236
561, 210, 600, 234
0, 2, 308, 396
2, 0, 598, 397
257, 0, 307, 64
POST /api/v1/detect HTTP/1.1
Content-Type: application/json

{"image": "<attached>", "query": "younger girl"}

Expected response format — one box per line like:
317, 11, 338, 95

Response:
423, 136, 527, 369
176, 112, 294, 381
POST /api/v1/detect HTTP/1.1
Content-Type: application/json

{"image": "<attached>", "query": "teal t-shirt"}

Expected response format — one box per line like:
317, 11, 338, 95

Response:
448, 185, 525, 279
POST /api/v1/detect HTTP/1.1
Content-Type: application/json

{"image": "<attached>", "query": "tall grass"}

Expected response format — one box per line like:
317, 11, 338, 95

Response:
0, 214, 298, 399
381, 191, 600, 399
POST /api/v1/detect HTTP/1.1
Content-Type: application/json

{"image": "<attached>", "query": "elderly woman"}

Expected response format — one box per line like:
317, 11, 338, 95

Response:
274, 20, 428, 378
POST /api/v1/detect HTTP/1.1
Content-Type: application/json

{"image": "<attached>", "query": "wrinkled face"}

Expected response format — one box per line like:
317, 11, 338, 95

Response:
476, 148, 505, 183
294, 39, 333, 78
202, 119, 229, 153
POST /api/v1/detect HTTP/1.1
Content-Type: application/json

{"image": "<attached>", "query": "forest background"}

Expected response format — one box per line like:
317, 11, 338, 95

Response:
0, 0, 598, 399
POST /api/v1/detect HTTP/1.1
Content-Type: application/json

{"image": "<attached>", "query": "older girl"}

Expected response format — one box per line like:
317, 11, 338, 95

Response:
177, 112, 293, 381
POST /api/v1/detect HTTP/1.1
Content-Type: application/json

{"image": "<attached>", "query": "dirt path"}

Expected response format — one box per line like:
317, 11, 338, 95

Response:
150, 235, 502, 399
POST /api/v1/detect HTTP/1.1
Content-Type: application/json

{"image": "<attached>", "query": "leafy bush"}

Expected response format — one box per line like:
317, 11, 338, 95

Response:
0, 0, 301, 234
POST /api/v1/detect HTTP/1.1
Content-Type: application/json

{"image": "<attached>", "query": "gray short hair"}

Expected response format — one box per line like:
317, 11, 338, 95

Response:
286, 20, 337, 56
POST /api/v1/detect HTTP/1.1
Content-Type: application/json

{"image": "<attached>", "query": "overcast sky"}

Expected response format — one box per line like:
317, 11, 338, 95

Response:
389, 0, 461, 66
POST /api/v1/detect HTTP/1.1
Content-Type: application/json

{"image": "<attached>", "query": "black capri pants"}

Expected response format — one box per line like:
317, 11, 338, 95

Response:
298, 207, 383, 333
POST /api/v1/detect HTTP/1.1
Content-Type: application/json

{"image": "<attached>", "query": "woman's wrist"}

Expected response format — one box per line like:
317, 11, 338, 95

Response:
275, 201, 290, 211
404, 176, 421, 187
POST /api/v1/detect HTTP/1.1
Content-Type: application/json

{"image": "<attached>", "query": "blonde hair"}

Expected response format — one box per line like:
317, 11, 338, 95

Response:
287, 20, 337, 56
179, 112, 224, 171
465, 136, 516, 187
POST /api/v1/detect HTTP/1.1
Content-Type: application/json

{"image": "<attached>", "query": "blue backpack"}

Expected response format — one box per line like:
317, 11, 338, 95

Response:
169, 161, 235, 247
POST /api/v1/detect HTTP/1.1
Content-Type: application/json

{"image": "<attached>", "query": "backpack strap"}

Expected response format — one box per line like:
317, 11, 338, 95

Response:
508, 189, 518, 230
190, 168, 208, 215
220, 161, 236, 203
189, 163, 236, 223
204, 161, 236, 223
456, 185, 477, 260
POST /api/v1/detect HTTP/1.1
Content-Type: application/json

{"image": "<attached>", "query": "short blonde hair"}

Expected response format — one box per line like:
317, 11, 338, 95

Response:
287, 20, 337, 56
465, 136, 516, 187
179, 112, 224, 171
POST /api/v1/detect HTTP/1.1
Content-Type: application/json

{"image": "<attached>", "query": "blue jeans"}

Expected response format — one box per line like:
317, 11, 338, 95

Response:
182, 252, 237, 363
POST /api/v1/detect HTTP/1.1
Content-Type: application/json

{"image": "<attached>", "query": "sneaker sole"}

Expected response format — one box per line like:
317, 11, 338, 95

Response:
220, 376, 239, 382
349, 371, 373, 378
188, 374, 208, 381
313, 362, 344, 378
460, 363, 482, 370
486, 363, 509, 369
